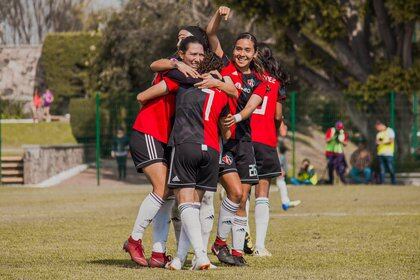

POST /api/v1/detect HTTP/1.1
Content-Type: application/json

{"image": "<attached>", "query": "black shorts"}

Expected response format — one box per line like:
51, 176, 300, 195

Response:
168, 143, 220, 192
130, 130, 171, 173
253, 142, 282, 179
219, 140, 258, 184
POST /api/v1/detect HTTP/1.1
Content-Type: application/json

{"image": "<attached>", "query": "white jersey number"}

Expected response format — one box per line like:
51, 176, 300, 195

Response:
253, 96, 268, 115
202, 88, 215, 121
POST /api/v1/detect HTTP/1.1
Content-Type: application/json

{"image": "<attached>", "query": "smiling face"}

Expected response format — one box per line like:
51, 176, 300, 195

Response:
179, 42, 205, 70
177, 29, 193, 48
233, 38, 257, 72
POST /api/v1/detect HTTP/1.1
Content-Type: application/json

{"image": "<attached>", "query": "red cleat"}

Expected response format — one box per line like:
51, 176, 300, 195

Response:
149, 251, 172, 268
123, 236, 148, 267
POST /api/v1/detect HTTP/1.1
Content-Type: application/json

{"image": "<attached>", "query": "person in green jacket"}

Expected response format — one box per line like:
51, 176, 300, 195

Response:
112, 129, 130, 180
290, 159, 318, 185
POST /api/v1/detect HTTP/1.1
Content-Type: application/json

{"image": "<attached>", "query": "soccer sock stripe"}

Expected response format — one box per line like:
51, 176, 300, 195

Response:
255, 197, 270, 250
221, 197, 239, 213
150, 192, 164, 205
131, 193, 163, 241
217, 197, 239, 240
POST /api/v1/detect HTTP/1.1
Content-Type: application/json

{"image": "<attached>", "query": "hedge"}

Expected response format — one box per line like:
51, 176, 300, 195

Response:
39, 32, 101, 114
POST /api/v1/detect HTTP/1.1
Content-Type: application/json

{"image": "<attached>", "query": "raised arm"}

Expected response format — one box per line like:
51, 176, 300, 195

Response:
137, 80, 169, 105
206, 6, 230, 57
150, 59, 200, 78
224, 94, 263, 127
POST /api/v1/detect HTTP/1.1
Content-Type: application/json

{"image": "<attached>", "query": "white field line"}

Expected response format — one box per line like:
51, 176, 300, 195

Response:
271, 212, 420, 218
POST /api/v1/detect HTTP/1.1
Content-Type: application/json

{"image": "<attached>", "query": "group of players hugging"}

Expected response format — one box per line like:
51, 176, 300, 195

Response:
123, 6, 299, 270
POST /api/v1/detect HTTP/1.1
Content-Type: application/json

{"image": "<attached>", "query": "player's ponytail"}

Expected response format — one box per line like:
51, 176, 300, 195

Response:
256, 43, 290, 85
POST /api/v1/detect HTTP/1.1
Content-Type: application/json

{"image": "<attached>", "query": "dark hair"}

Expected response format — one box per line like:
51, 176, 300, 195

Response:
302, 158, 310, 164
234, 32, 258, 51
197, 52, 224, 74
182, 26, 210, 51
256, 43, 290, 85
179, 36, 203, 53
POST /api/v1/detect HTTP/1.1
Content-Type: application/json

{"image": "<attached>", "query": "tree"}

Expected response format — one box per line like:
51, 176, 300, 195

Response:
0, 0, 87, 45
222, 0, 419, 160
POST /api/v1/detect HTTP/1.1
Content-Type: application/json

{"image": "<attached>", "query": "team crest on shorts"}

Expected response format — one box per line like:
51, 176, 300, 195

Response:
222, 155, 233, 165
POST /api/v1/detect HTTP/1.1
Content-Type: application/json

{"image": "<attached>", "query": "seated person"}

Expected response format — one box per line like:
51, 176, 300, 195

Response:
349, 139, 372, 184
290, 159, 318, 185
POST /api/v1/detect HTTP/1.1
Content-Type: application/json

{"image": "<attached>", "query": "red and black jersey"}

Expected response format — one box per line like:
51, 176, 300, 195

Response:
163, 70, 229, 152
220, 55, 267, 141
251, 72, 285, 148
132, 72, 175, 144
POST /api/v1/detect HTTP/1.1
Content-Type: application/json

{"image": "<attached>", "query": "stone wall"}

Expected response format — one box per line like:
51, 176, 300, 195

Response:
0, 46, 42, 109
23, 144, 94, 184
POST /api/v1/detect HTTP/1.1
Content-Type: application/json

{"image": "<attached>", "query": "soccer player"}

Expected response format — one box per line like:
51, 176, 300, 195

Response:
138, 39, 231, 270
206, 6, 268, 266
149, 26, 238, 257
250, 43, 295, 256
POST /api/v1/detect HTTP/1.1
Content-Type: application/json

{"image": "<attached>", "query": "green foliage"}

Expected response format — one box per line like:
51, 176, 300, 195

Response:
0, 99, 27, 119
39, 32, 101, 114
385, 0, 420, 23
347, 63, 420, 104
69, 98, 96, 142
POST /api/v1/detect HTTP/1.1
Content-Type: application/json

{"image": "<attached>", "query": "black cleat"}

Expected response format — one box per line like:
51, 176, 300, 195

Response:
232, 255, 247, 267
243, 232, 254, 255
211, 243, 236, 265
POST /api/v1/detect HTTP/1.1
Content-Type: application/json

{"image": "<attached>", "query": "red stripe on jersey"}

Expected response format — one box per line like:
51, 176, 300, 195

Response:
201, 88, 228, 152
251, 73, 281, 147
132, 72, 176, 144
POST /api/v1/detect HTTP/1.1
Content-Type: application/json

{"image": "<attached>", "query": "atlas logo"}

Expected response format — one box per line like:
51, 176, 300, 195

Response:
247, 79, 255, 87
222, 155, 233, 165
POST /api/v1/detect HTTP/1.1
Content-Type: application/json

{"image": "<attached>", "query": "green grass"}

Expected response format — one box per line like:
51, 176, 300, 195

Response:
0, 184, 419, 279
2, 122, 77, 149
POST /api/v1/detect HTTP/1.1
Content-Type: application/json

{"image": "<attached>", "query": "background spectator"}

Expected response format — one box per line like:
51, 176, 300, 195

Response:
290, 159, 318, 185
42, 88, 54, 122
350, 138, 372, 184
325, 121, 348, 184
31, 88, 43, 123
375, 121, 396, 185
111, 129, 130, 180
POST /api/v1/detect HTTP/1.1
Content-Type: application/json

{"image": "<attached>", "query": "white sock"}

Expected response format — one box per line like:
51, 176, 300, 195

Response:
277, 177, 290, 205
131, 192, 164, 240
171, 201, 182, 244
255, 197, 270, 250
179, 203, 206, 259
217, 197, 240, 240
152, 197, 175, 253
177, 224, 191, 263
232, 215, 247, 252
200, 192, 215, 251
245, 196, 250, 232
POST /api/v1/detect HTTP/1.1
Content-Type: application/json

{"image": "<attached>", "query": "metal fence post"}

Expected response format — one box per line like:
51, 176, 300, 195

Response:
95, 92, 101, 186
412, 92, 418, 155
0, 99, 2, 185
390, 91, 395, 130
291, 91, 296, 177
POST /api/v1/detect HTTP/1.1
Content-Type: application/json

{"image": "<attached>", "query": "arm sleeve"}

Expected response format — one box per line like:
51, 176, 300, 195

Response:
220, 104, 230, 118
388, 128, 395, 139
162, 76, 180, 93
252, 81, 268, 98
221, 54, 230, 67
165, 69, 202, 85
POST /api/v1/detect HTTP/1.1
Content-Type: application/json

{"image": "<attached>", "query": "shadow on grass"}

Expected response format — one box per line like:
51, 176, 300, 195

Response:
89, 259, 145, 269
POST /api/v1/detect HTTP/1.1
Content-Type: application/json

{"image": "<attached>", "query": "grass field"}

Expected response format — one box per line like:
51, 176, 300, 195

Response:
2, 122, 76, 149
0, 179, 419, 279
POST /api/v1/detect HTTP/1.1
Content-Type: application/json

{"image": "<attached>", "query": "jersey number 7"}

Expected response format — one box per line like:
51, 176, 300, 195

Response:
203, 88, 215, 121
